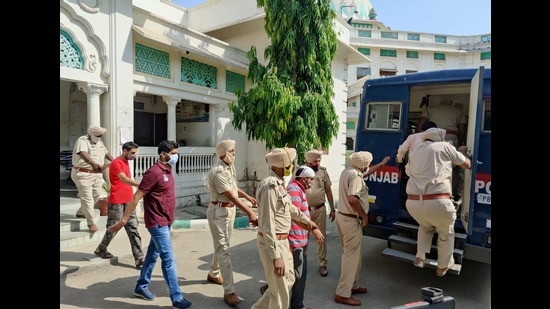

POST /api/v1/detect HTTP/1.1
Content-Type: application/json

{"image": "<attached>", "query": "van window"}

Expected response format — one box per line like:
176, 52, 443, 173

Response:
365, 102, 401, 130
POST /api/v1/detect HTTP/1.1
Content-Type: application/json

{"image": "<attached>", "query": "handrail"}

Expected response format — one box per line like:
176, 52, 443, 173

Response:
134, 151, 216, 178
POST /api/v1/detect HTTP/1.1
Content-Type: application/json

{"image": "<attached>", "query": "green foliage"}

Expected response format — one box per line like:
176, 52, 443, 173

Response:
228, 0, 339, 162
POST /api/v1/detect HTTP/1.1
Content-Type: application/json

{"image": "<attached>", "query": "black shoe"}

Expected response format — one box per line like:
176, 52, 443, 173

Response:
259, 284, 268, 295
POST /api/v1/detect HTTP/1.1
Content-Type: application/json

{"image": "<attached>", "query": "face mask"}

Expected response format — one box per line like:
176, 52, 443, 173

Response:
90, 135, 101, 143
126, 152, 136, 160
284, 164, 293, 177
223, 151, 235, 165
310, 165, 319, 172
168, 153, 178, 166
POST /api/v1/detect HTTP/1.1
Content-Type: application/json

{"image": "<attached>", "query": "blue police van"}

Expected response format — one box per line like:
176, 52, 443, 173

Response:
355, 67, 491, 274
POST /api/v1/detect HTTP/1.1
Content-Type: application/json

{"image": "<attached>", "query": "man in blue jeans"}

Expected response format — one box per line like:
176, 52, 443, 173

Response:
109, 140, 192, 309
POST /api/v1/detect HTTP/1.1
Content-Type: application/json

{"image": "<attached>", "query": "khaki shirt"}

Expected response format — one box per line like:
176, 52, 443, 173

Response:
72, 135, 109, 169
406, 140, 467, 195
338, 167, 369, 215
207, 159, 237, 203
305, 167, 332, 207
256, 169, 311, 259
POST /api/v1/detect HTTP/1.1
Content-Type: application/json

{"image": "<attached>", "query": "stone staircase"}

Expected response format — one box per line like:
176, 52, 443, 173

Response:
60, 180, 110, 250
60, 195, 108, 249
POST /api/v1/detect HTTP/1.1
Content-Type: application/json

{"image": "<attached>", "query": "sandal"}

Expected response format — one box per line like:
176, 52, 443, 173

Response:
94, 250, 113, 259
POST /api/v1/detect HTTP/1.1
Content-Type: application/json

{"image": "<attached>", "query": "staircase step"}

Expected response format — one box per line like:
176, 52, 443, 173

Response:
382, 247, 462, 275
60, 211, 107, 249
388, 235, 464, 256
393, 221, 467, 240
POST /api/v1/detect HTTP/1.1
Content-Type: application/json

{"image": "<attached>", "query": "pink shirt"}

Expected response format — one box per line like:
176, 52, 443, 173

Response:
287, 179, 310, 249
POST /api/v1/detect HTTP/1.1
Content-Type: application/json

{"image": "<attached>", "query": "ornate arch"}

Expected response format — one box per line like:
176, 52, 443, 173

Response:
60, 2, 110, 79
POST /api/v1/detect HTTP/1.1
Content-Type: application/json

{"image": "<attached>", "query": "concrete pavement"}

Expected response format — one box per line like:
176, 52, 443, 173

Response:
60, 178, 252, 276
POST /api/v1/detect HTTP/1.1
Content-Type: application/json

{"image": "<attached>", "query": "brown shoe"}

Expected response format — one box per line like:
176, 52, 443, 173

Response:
334, 294, 361, 306
207, 274, 223, 285
319, 266, 328, 277
88, 225, 99, 232
223, 293, 243, 306
351, 286, 367, 294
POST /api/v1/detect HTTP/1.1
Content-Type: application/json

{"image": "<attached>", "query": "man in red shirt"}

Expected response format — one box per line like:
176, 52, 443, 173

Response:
94, 141, 144, 268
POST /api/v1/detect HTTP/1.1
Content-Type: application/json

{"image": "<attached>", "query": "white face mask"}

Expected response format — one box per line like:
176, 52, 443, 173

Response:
168, 153, 178, 166
162, 152, 178, 166
223, 150, 235, 165
90, 135, 101, 143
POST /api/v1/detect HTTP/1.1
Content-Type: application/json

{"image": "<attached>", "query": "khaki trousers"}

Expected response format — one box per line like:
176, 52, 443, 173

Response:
71, 169, 107, 226
206, 204, 237, 294
334, 214, 363, 298
251, 235, 295, 309
309, 205, 328, 267
406, 198, 456, 269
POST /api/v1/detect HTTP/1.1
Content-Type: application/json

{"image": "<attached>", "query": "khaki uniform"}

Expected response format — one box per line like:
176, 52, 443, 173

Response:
206, 159, 238, 294
305, 166, 332, 268
251, 170, 311, 309
71, 135, 109, 226
335, 167, 369, 298
405, 139, 467, 269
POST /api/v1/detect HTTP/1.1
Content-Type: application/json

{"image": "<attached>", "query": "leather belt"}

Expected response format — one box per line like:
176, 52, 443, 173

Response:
407, 193, 451, 200
211, 201, 234, 207
338, 212, 360, 220
73, 167, 101, 173
445, 130, 458, 136
257, 231, 289, 240
309, 203, 325, 211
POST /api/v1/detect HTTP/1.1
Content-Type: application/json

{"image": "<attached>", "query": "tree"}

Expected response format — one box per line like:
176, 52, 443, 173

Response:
228, 0, 339, 162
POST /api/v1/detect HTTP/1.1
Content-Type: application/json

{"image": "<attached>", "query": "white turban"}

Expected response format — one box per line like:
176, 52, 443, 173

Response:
266, 147, 297, 168
295, 166, 315, 178
421, 128, 447, 142
216, 140, 236, 157
349, 151, 373, 169
304, 149, 323, 163
87, 125, 106, 137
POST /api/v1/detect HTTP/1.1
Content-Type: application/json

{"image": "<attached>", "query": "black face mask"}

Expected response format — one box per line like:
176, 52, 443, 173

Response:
310, 165, 319, 172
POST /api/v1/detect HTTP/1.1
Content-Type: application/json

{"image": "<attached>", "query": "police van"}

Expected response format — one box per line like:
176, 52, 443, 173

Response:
354, 67, 491, 274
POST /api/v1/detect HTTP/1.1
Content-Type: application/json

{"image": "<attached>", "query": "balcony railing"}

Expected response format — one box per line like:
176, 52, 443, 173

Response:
134, 147, 216, 178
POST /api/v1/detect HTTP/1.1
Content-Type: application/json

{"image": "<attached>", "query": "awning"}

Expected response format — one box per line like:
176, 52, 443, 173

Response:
132, 24, 249, 71
337, 40, 371, 65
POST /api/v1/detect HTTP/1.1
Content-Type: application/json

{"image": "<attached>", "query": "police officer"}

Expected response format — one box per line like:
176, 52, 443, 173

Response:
405, 128, 471, 277
304, 149, 335, 277
334, 151, 372, 306
71, 124, 114, 232
206, 139, 258, 306
251, 147, 322, 309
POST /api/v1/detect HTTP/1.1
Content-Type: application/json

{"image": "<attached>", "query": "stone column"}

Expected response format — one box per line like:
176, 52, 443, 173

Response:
77, 82, 108, 126
162, 96, 181, 142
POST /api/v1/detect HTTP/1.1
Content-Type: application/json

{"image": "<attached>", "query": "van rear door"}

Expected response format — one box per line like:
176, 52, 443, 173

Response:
461, 66, 484, 232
